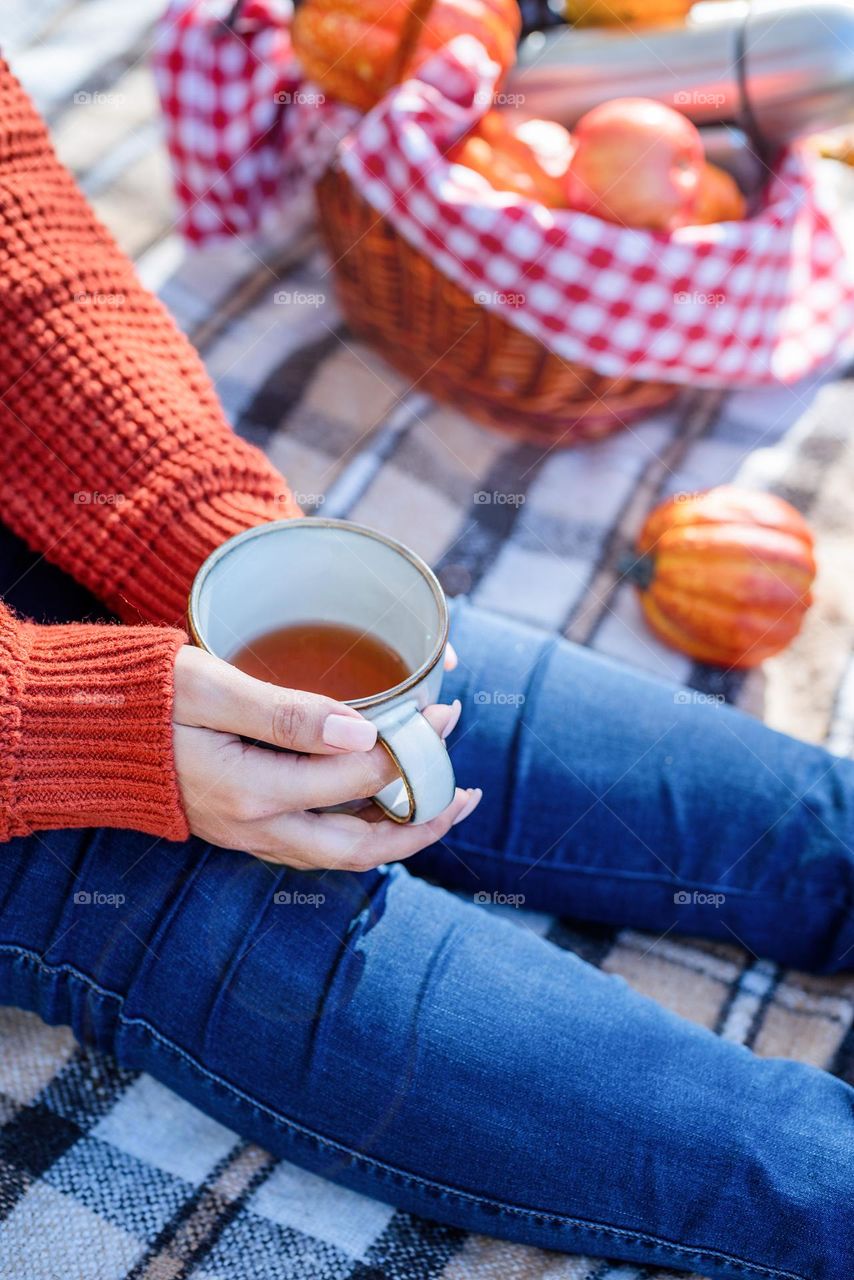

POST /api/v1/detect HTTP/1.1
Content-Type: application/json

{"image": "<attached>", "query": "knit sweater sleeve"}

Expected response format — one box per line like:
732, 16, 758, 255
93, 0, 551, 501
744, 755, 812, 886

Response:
0, 599, 189, 841
0, 59, 300, 628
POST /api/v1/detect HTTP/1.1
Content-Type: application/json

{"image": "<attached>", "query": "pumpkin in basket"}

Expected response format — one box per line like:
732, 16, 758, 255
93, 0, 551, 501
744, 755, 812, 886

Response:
624, 486, 816, 668
292, 0, 520, 112
447, 111, 573, 206
566, 0, 693, 27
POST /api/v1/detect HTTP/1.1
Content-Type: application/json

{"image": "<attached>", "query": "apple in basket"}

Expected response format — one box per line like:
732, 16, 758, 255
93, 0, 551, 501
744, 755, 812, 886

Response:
447, 111, 573, 207
695, 161, 747, 224
565, 98, 705, 231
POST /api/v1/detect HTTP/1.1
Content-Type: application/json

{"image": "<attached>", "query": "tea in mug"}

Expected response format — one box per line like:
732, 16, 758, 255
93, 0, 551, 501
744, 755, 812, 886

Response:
231, 621, 411, 701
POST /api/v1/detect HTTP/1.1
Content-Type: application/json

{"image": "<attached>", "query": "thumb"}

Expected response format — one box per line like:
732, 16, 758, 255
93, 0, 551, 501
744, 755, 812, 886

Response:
172, 646, 377, 754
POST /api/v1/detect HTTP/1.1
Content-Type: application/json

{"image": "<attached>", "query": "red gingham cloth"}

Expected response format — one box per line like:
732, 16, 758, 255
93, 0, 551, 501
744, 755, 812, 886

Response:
154, 8, 854, 385
152, 0, 354, 243
340, 35, 854, 387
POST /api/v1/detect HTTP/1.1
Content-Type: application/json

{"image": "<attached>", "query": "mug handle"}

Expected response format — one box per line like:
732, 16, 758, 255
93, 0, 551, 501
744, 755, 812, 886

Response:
370, 700, 456, 825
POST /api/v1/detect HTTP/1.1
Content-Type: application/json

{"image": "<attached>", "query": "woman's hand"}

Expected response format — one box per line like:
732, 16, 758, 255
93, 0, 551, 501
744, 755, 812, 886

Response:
172, 646, 480, 871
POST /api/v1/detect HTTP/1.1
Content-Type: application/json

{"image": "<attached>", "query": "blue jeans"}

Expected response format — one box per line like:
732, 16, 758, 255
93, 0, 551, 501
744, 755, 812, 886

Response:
1, 527, 853, 1280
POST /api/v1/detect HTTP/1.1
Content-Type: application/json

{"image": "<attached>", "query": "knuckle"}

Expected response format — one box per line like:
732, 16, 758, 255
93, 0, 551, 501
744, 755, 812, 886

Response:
222, 782, 259, 824
341, 834, 378, 872
271, 694, 310, 747
371, 744, 400, 789
342, 854, 375, 873
259, 846, 298, 866
284, 759, 324, 811
249, 830, 297, 861
350, 753, 390, 799
232, 796, 259, 825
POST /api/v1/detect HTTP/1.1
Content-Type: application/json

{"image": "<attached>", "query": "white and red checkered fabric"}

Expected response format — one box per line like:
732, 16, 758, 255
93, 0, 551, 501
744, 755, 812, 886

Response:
152, 0, 298, 242
153, 0, 353, 243
155, 8, 854, 386
340, 35, 854, 387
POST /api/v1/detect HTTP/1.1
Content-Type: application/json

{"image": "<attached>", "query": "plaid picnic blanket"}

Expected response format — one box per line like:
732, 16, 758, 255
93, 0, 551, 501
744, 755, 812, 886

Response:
4, 5, 854, 1279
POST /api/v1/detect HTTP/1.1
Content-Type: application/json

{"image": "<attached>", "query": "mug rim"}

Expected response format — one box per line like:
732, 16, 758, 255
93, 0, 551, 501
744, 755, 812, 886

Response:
187, 517, 450, 710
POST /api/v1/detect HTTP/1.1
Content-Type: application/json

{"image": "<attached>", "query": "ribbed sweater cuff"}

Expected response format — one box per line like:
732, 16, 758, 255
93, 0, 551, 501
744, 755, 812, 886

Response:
9, 621, 189, 841
110, 490, 299, 627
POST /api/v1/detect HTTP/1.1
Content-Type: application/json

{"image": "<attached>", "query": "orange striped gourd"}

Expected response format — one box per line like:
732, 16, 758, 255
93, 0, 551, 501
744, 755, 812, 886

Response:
626, 486, 816, 668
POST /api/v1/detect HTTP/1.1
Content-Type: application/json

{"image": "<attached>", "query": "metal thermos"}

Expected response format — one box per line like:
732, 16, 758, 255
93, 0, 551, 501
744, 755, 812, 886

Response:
504, 0, 854, 151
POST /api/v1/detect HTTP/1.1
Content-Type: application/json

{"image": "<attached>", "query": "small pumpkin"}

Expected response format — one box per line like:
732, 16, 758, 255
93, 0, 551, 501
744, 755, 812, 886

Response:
693, 162, 746, 225
566, 0, 693, 27
447, 111, 573, 206
292, 0, 521, 112
624, 486, 816, 668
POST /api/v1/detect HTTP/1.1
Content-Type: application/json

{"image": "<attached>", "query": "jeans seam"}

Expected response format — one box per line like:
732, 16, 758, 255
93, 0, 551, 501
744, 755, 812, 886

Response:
0, 942, 810, 1280
448, 844, 854, 909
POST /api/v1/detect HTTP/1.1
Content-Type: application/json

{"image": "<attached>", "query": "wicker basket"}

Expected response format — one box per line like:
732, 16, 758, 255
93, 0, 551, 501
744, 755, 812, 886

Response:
315, 164, 679, 446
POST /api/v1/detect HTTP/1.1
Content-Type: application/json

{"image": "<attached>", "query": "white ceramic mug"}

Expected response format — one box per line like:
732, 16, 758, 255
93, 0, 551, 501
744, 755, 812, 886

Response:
188, 518, 456, 824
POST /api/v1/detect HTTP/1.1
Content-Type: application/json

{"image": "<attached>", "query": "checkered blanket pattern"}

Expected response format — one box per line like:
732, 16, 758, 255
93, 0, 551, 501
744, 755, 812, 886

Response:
4, 4, 854, 1279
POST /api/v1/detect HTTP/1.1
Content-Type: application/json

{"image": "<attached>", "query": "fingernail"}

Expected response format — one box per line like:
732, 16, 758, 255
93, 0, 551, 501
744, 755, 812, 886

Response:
323, 713, 378, 751
441, 699, 462, 741
453, 788, 482, 825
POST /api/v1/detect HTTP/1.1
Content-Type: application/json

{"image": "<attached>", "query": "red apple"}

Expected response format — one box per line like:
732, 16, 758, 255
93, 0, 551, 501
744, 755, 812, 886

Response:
565, 98, 705, 232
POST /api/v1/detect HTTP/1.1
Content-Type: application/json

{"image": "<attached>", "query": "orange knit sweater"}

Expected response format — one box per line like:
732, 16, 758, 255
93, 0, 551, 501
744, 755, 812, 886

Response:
0, 61, 300, 843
